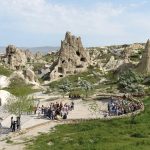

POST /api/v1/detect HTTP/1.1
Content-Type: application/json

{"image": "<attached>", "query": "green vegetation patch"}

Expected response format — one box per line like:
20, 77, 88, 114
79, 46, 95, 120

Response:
0, 65, 12, 76
26, 98, 150, 150
32, 63, 45, 72
49, 68, 102, 89
5, 77, 37, 96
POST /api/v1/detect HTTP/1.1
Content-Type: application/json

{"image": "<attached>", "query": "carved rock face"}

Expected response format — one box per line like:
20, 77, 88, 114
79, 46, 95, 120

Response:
49, 32, 90, 81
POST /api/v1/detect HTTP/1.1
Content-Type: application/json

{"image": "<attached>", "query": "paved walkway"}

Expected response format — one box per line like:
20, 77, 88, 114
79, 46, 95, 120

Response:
0, 94, 108, 150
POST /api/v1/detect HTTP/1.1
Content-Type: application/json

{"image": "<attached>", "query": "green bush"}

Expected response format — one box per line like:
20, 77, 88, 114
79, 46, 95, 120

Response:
32, 63, 45, 72
118, 69, 144, 93
49, 69, 101, 89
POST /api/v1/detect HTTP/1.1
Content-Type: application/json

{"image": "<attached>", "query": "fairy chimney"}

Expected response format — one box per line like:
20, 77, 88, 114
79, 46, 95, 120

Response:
137, 39, 150, 74
49, 32, 90, 81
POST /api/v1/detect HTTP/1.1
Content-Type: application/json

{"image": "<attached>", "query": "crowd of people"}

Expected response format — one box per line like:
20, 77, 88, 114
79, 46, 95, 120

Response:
36, 101, 75, 120
8, 96, 143, 132
107, 96, 142, 116
9, 101, 74, 132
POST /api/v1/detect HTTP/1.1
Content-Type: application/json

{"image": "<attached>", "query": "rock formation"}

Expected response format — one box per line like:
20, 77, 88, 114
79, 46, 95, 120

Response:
35, 51, 43, 60
10, 69, 39, 86
105, 56, 124, 71
25, 49, 34, 63
5, 45, 27, 70
24, 68, 38, 83
137, 39, 150, 74
0, 90, 11, 106
0, 75, 10, 89
49, 32, 90, 81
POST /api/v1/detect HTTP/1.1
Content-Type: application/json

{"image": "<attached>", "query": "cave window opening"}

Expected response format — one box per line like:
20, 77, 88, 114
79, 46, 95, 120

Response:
15, 66, 20, 70
76, 51, 80, 56
62, 60, 65, 63
59, 75, 63, 77
58, 67, 63, 73
80, 57, 86, 62
76, 65, 83, 68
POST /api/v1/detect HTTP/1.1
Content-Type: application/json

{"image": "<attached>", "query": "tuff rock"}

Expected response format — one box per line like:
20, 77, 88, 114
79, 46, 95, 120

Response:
5, 45, 27, 70
49, 32, 90, 81
137, 39, 150, 74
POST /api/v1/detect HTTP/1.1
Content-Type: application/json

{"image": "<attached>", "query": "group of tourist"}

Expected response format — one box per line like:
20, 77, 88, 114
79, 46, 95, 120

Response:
36, 101, 74, 120
9, 101, 74, 132
107, 96, 142, 116
10, 116, 20, 132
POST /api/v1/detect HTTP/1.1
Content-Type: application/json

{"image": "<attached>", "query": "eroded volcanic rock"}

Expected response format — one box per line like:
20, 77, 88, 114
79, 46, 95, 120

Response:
49, 32, 90, 81
5, 45, 27, 70
137, 39, 150, 74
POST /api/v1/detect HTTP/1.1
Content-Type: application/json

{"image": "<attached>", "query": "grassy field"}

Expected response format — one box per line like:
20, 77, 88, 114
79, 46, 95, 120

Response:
26, 97, 150, 150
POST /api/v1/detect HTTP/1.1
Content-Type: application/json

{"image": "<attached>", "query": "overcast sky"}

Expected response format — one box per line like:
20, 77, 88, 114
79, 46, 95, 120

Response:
0, 0, 150, 47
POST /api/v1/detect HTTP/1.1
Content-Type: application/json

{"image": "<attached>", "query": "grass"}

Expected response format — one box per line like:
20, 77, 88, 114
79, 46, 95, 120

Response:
32, 63, 45, 72
5, 137, 13, 144
5, 77, 38, 96
0, 65, 12, 76
26, 97, 150, 150
49, 68, 102, 89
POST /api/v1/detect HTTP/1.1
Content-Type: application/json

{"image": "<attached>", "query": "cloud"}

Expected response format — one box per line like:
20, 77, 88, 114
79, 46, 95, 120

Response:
0, 0, 150, 46
0, 0, 125, 34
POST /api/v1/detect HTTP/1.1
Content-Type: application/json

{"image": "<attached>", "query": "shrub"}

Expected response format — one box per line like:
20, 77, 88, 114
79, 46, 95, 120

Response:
118, 69, 144, 93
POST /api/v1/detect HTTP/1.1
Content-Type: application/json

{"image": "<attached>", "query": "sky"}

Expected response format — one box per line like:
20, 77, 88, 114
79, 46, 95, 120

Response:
0, 0, 150, 47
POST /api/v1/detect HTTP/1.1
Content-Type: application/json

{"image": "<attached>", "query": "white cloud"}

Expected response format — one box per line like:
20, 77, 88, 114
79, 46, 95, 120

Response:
0, 0, 150, 46
0, 0, 126, 34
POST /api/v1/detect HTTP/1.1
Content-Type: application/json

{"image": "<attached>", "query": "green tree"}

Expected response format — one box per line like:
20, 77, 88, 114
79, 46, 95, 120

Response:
4, 96, 34, 129
78, 79, 93, 97
58, 79, 72, 98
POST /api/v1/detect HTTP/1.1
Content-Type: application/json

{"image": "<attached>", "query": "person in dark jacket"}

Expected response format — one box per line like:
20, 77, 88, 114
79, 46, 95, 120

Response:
16, 116, 21, 130
12, 120, 16, 132
10, 116, 13, 129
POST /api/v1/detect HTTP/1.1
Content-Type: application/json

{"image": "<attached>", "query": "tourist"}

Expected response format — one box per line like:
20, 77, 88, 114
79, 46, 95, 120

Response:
71, 101, 74, 110
107, 96, 141, 116
16, 116, 21, 130
33, 106, 37, 114
63, 112, 67, 119
10, 116, 13, 129
37, 107, 41, 117
12, 120, 16, 132
41, 105, 44, 114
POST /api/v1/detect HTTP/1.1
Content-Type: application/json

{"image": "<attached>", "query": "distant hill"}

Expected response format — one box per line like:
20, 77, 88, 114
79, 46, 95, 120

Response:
0, 46, 59, 54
